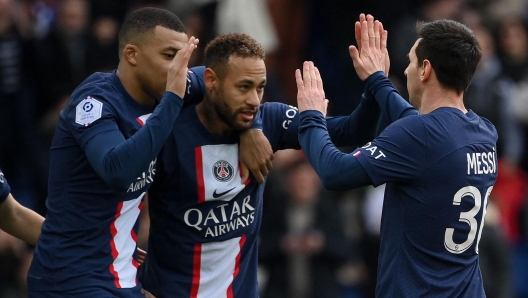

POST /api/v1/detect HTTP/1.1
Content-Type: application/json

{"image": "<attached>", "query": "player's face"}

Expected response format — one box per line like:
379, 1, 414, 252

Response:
212, 57, 266, 131
405, 39, 424, 110
137, 26, 188, 100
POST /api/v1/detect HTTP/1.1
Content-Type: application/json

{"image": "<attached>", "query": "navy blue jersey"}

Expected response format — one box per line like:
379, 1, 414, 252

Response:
0, 168, 10, 204
352, 108, 498, 297
140, 96, 381, 297
28, 68, 204, 295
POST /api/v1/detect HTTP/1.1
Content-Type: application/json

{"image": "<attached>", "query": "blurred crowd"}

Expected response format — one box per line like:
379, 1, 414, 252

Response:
1, 0, 528, 297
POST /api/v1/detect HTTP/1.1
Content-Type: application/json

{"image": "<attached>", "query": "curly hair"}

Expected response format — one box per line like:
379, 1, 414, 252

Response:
204, 33, 266, 79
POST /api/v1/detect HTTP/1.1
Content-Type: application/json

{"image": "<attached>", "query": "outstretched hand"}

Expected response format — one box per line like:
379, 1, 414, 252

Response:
166, 36, 199, 98
296, 61, 328, 116
349, 14, 389, 80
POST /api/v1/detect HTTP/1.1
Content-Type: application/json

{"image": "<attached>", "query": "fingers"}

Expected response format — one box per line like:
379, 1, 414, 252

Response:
367, 14, 375, 49
240, 162, 249, 184
314, 67, 324, 99
361, 19, 369, 51
308, 62, 317, 93
172, 36, 199, 69
374, 20, 381, 50
303, 61, 312, 90
380, 22, 387, 51
349, 45, 360, 62
181, 36, 198, 65
295, 69, 304, 93
253, 170, 265, 184
354, 21, 361, 50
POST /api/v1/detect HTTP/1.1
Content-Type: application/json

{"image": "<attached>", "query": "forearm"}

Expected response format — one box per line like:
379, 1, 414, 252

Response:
365, 71, 418, 122
85, 91, 183, 190
325, 91, 380, 147
299, 111, 372, 191
0, 195, 44, 245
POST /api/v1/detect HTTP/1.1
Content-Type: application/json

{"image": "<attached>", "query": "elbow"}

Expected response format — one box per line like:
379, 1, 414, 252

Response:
320, 172, 343, 191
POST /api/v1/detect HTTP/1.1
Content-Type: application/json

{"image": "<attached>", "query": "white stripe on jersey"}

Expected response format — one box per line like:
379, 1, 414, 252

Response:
196, 145, 245, 202
192, 236, 245, 298
109, 193, 145, 288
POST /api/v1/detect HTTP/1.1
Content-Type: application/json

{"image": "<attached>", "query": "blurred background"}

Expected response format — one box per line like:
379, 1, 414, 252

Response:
1, 0, 528, 297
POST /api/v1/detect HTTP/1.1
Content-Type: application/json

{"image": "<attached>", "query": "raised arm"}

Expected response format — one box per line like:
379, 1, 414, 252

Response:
350, 14, 417, 122
84, 37, 199, 191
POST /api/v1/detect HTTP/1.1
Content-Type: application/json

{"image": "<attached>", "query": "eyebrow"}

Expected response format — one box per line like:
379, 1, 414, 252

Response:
237, 79, 267, 85
161, 46, 180, 52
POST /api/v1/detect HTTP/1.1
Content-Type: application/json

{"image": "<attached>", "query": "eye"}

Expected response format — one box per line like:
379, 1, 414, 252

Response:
164, 53, 175, 59
239, 85, 249, 90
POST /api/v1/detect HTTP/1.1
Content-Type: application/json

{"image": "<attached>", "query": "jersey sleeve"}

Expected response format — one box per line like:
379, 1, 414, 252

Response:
261, 95, 383, 151
260, 102, 302, 151
364, 71, 418, 123
0, 169, 10, 204
352, 115, 429, 187
65, 89, 184, 191
184, 66, 205, 106
298, 112, 428, 190
324, 91, 380, 147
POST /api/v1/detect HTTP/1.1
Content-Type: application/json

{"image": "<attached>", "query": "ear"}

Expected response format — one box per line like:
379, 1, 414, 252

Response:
123, 44, 139, 66
421, 59, 432, 82
204, 68, 218, 90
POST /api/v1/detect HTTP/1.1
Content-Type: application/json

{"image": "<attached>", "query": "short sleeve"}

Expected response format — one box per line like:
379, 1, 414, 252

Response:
352, 115, 429, 187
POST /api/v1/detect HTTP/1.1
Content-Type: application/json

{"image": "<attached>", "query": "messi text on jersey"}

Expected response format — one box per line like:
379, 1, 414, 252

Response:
467, 151, 496, 175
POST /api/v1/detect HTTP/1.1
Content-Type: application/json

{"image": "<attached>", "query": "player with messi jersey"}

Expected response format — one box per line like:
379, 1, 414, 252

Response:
298, 15, 496, 297
138, 30, 407, 297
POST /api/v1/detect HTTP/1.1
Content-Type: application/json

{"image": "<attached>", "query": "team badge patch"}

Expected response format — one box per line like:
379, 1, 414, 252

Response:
212, 160, 234, 182
75, 96, 103, 126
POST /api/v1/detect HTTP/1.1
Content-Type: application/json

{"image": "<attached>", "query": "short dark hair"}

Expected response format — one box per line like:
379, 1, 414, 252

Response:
414, 19, 482, 94
204, 33, 266, 79
118, 7, 186, 52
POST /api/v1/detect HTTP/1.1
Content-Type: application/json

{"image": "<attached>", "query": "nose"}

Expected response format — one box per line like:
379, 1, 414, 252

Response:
246, 89, 261, 108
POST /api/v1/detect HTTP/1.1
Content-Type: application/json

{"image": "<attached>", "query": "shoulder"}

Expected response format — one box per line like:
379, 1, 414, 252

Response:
70, 72, 119, 104
62, 72, 122, 125
259, 102, 298, 116
382, 114, 425, 135
65, 72, 121, 111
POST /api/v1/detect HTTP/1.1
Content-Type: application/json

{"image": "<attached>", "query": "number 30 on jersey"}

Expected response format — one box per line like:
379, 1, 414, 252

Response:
444, 185, 493, 254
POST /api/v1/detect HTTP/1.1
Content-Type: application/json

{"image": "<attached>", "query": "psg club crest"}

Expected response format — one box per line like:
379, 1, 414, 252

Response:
212, 160, 234, 182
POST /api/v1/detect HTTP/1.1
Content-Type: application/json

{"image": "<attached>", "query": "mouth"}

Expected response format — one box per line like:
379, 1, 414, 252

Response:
239, 111, 256, 121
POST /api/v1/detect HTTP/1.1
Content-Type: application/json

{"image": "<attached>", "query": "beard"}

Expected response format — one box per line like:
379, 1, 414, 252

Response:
211, 87, 258, 131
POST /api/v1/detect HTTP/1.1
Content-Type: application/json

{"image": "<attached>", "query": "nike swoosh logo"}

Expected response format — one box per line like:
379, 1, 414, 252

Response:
212, 187, 236, 198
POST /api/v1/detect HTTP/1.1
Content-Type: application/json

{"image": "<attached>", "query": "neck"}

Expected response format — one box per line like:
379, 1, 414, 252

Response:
196, 99, 232, 136
418, 86, 467, 114
116, 64, 156, 106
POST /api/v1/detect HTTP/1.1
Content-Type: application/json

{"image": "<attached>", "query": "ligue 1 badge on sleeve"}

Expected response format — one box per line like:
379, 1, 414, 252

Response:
76, 96, 103, 126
